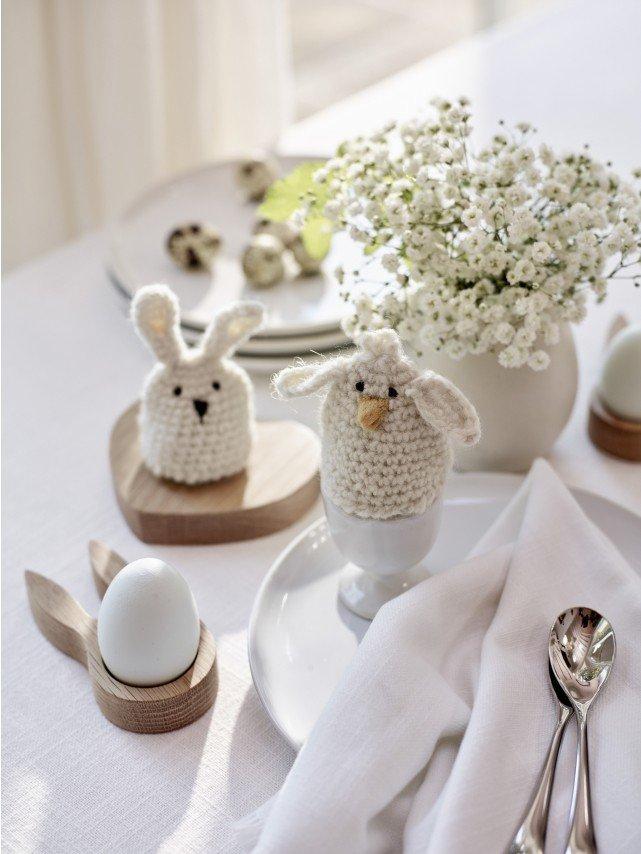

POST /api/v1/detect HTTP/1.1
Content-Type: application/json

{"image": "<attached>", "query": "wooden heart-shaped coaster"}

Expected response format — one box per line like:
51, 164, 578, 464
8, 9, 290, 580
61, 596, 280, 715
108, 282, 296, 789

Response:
25, 542, 217, 733
109, 404, 320, 544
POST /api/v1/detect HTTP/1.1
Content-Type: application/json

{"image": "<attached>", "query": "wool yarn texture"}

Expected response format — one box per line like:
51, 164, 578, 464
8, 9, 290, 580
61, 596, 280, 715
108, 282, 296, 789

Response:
132, 285, 264, 484
274, 330, 481, 519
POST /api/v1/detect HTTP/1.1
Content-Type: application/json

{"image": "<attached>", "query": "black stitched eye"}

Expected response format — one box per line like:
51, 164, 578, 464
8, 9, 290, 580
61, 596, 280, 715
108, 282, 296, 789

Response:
212, 381, 220, 391
388, 386, 398, 398
355, 381, 365, 392
173, 386, 182, 396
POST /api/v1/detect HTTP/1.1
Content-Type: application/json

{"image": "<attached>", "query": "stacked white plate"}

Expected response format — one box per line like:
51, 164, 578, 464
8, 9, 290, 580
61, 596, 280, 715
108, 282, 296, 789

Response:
107, 155, 362, 373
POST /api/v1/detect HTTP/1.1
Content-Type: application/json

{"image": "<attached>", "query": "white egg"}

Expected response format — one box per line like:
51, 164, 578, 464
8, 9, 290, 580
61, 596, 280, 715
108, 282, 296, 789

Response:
97, 558, 200, 687
599, 324, 641, 421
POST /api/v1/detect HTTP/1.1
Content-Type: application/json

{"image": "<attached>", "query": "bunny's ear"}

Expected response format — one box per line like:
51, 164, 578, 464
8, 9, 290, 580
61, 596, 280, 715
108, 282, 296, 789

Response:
131, 285, 184, 365
406, 372, 481, 445
200, 301, 264, 359
273, 358, 349, 398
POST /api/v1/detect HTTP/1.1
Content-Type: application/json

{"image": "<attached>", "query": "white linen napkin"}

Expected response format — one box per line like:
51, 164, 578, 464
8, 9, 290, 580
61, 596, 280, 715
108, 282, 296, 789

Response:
240, 460, 641, 853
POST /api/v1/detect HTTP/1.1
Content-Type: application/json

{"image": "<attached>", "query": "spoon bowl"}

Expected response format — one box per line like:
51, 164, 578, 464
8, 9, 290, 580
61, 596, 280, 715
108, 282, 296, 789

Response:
548, 606, 616, 715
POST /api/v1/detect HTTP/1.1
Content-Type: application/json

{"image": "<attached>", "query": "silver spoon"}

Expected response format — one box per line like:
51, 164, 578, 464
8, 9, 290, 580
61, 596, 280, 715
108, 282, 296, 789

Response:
508, 664, 573, 854
549, 607, 616, 854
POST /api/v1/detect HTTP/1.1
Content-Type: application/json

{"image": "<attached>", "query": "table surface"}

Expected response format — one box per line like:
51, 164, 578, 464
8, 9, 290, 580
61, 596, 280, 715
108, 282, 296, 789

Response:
3, 1, 641, 851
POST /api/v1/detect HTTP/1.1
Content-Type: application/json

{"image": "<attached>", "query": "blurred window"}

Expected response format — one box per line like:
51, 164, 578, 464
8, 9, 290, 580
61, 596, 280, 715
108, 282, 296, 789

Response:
290, 0, 548, 118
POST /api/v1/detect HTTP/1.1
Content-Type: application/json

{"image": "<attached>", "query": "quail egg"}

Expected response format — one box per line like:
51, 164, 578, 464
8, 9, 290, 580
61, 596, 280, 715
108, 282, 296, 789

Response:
290, 234, 326, 276
242, 234, 285, 288
166, 222, 222, 271
236, 156, 279, 202
253, 217, 299, 248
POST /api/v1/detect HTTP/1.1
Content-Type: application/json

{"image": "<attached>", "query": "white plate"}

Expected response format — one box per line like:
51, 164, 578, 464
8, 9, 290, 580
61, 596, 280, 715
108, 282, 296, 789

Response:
109, 270, 348, 359
248, 473, 641, 749
108, 155, 363, 338
236, 327, 349, 357
235, 344, 355, 375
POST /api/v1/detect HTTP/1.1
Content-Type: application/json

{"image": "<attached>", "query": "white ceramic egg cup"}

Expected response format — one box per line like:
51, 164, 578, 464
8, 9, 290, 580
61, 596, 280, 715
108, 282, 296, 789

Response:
322, 493, 443, 619
25, 541, 217, 733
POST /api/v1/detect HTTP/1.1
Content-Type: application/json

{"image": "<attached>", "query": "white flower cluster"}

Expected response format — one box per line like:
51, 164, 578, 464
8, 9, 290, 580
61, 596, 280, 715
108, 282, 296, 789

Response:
308, 99, 641, 369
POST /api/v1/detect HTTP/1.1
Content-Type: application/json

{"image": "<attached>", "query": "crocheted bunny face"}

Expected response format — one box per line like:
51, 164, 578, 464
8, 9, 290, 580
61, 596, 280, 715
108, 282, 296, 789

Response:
132, 285, 264, 484
274, 329, 480, 519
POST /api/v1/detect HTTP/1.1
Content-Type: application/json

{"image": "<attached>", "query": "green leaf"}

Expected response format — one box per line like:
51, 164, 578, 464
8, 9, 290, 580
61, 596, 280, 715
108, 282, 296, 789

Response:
258, 161, 326, 222
363, 240, 388, 256
301, 215, 332, 259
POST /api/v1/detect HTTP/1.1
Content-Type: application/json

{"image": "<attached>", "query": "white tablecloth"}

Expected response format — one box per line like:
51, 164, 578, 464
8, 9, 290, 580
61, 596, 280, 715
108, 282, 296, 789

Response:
2, 2, 641, 851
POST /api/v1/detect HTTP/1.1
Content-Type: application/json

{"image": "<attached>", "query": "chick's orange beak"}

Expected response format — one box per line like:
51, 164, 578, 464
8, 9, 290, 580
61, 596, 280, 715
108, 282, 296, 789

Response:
357, 395, 389, 430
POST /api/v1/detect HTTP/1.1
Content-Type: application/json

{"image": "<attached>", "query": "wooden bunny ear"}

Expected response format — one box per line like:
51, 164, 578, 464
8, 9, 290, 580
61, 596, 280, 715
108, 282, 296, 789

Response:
273, 358, 349, 398
131, 285, 184, 365
25, 571, 93, 667
200, 301, 264, 359
406, 371, 481, 445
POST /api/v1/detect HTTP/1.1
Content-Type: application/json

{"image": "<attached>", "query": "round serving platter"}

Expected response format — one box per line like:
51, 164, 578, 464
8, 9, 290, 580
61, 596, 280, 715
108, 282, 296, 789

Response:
248, 472, 641, 749
107, 154, 363, 340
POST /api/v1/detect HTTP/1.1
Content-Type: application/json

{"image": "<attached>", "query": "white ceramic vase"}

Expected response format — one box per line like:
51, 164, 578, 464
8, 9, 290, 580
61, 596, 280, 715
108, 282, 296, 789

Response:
415, 324, 578, 472
323, 492, 443, 620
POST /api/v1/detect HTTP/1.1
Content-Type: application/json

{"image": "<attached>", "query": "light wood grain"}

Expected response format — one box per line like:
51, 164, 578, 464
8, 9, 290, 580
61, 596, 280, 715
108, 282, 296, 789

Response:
25, 556, 218, 733
110, 404, 320, 544
25, 570, 94, 666
588, 393, 641, 462
89, 539, 127, 598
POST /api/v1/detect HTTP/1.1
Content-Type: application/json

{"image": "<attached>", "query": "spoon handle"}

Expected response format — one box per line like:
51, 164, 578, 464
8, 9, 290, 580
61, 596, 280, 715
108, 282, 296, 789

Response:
25, 571, 93, 668
565, 718, 597, 854
508, 702, 572, 854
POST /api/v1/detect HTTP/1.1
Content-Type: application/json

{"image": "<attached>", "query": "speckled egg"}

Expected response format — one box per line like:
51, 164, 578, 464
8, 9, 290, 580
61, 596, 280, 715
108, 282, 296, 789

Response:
242, 234, 285, 288
166, 222, 222, 271
253, 217, 299, 248
290, 234, 326, 275
236, 157, 279, 201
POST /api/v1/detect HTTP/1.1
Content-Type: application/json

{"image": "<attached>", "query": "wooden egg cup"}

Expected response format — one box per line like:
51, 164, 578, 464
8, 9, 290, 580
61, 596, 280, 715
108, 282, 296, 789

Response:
110, 404, 320, 544
588, 392, 641, 462
25, 541, 217, 734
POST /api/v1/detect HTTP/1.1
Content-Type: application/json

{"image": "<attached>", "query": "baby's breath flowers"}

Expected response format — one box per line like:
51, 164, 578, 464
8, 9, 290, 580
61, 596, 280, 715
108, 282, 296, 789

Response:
266, 98, 641, 370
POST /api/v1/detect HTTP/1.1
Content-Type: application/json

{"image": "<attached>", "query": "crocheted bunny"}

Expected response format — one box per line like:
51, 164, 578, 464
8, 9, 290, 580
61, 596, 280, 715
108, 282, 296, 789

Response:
274, 329, 480, 519
132, 285, 264, 484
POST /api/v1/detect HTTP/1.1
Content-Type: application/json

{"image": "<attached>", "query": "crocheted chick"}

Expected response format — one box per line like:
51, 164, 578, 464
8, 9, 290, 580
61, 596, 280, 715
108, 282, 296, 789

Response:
132, 285, 264, 484
274, 329, 480, 519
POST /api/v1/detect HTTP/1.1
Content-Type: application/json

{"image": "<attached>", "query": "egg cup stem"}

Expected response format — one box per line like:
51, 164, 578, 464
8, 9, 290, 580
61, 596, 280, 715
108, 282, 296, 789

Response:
323, 493, 444, 620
